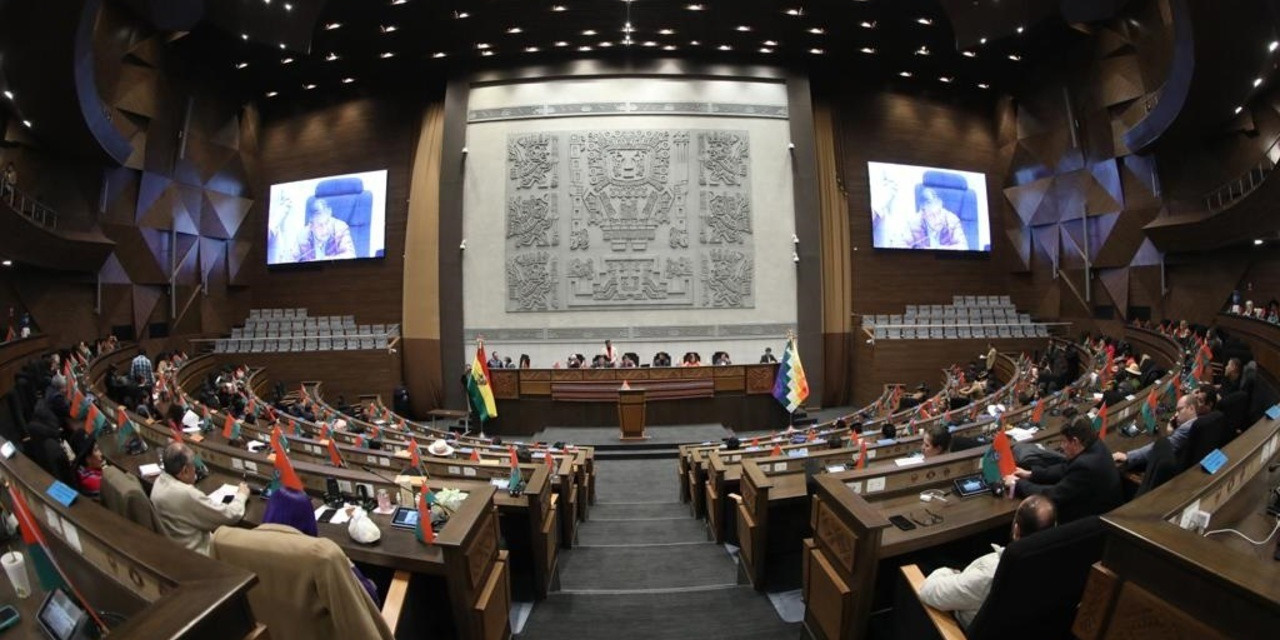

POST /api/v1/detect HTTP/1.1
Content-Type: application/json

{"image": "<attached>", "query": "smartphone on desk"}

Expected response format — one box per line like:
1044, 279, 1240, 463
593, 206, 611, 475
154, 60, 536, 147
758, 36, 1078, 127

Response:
0, 605, 19, 632
888, 514, 916, 531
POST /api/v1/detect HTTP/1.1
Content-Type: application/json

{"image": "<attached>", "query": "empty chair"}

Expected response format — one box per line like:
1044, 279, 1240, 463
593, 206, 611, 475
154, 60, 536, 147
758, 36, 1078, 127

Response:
342, 315, 355, 327
874, 327, 888, 340
291, 337, 305, 352
319, 337, 332, 350
304, 338, 318, 351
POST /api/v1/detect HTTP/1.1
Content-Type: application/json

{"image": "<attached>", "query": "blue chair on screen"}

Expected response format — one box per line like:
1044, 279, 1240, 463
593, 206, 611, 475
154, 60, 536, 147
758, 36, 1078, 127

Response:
307, 177, 376, 258
914, 171, 981, 251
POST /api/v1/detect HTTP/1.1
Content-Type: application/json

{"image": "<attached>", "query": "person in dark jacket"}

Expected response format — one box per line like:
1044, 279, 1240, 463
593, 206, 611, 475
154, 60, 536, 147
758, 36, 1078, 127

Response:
1005, 417, 1122, 522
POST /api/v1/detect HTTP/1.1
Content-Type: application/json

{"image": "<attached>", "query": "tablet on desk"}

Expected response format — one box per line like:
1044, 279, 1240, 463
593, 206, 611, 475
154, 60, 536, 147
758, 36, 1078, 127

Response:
37, 588, 93, 640
952, 474, 988, 498
390, 506, 419, 530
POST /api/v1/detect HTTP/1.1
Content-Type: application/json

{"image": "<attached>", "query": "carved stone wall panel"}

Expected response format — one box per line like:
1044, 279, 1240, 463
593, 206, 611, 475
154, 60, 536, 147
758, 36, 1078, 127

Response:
504, 129, 755, 312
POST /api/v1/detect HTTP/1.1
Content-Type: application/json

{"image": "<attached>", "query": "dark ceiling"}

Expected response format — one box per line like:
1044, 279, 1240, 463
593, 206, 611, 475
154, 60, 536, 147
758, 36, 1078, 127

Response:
165, 0, 1081, 109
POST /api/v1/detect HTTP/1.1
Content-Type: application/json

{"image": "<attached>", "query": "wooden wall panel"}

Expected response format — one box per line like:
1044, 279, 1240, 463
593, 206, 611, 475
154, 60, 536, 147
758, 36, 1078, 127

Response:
248, 97, 418, 327
851, 337, 1045, 405
212, 349, 402, 403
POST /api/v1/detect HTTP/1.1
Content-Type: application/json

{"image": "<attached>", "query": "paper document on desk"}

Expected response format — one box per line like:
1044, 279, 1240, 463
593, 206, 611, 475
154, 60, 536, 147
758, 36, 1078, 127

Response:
894, 455, 924, 467
206, 484, 240, 505
490, 478, 510, 490
182, 426, 202, 434
138, 463, 162, 478
314, 505, 353, 525
1006, 427, 1035, 442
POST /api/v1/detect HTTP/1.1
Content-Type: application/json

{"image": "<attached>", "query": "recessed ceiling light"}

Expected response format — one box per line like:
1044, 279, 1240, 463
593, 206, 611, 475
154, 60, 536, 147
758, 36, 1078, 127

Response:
480, 50, 494, 56
381, 25, 398, 33
642, 41, 657, 47
525, 46, 541, 52
1016, 25, 1025, 34
690, 40, 701, 45
391, 0, 407, 4
1254, 77, 1263, 87
578, 45, 593, 51
809, 48, 825, 55
303, 84, 316, 90
1007, 54, 1021, 61
325, 52, 339, 61
899, 71, 913, 77
762, 40, 777, 46
658, 28, 675, 35
939, 76, 953, 83
759, 47, 773, 53
281, 57, 294, 64
476, 42, 491, 49
785, 8, 802, 16
582, 29, 597, 36
2, 91, 12, 100
977, 82, 990, 89
507, 27, 523, 34
915, 46, 930, 56
284, 2, 292, 9
551, 5, 567, 12
454, 11, 469, 18
962, 50, 976, 57
1235, 106, 1244, 114
1271, 41, 1279, 52
917, 17, 933, 25
432, 51, 447, 58
324, 22, 341, 30
1254, 238, 1264, 245
860, 47, 876, 54
808, 27, 825, 34
380, 51, 396, 58
622, 22, 635, 33
554, 41, 569, 47
240, 33, 248, 40
235, 62, 249, 69
342, 77, 355, 84
860, 21, 875, 29
736, 25, 752, 32
980, 37, 987, 44
663, 44, 677, 50
278, 43, 286, 49
686, 4, 704, 10
599, 41, 613, 47
21, 120, 31, 127
1, 260, 11, 267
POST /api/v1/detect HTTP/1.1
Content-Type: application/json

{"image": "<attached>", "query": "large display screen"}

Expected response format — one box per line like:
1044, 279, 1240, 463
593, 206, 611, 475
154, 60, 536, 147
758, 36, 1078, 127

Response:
868, 161, 990, 252
267, 169, 388, 265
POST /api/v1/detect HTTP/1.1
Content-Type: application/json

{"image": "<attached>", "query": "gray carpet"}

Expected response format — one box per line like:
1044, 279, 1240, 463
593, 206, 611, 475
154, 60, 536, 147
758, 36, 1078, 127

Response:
518, 590, 802, 640
558, 544, 737, 591
593, 459, 680, 502
537, 423, 730, 446
591, 502, 692, 520
577, 517, 708, 547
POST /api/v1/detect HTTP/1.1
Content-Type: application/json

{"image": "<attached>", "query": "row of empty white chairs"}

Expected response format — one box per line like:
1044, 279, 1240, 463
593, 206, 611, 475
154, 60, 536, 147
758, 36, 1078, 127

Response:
212, 335, 390, 353
949, 295, 1013, 308
230, 323, 400, 339
872, 324, 1049, 340
248, 308, 307, 319
862, 312, 1031, 327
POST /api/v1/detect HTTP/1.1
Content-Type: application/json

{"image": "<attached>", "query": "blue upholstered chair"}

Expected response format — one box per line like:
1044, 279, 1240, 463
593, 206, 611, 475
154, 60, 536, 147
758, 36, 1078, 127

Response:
913, 170, 981, 251
307, 177, 376, 258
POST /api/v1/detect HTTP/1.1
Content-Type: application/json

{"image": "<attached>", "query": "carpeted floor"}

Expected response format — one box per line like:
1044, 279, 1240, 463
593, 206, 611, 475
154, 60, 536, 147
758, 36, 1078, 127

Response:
517, 459, 801, 639
536, 424, 731, 447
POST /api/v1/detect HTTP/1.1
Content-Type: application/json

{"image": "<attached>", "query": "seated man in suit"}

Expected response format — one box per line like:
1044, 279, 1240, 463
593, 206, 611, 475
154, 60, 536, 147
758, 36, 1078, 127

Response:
921, 423, 983, 458
1113, 393, 1198, 471
1218, 357, 1245, 395
918, 495, 1057, 628
1004, 418, 1122, 522
291, 199, 355, 262
759, 347, 778, 363
907, 187, 968, 250
151, 442, 249, 555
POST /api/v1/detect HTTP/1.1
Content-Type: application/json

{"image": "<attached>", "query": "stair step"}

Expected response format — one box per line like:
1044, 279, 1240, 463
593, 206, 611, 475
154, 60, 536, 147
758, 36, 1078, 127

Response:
577, 516, 708, 546
590, 502, 692, 521
557, 544, 736, 591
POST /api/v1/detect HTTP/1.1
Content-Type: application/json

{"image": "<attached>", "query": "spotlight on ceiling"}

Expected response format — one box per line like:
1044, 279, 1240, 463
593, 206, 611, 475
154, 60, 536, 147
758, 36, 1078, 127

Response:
1235, 105, 1244, 114
977, 82, 990, 89
1254, 77, 1263, 87
686, 4, 704, 10
1270, 41, 1279, 52
860, 21, 875, 29
809, 48, 825, 55
859, 47, 875, 54
432, 51, 447, 58
235, 62, 248, 69
507, 27, 523, 34
917, 17, 933, 25
2, 91, 12, 99
899, 71, 913, 77
324, 22, 341, 30
658, 28, 675, 35
962, 50, 976, 57
265, 91, 278, 97
380, 51, 395, 58
325, 52, 340, 61
808, 27, 825, 34
342, 77, 355, 84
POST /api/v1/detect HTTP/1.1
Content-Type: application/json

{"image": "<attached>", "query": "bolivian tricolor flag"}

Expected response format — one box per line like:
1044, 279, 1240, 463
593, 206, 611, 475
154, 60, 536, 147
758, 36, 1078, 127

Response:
467, 342, 498, 422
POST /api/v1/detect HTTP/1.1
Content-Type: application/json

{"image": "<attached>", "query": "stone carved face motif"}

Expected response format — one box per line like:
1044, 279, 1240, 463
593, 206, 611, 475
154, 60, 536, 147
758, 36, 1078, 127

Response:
606, 147, 650, 183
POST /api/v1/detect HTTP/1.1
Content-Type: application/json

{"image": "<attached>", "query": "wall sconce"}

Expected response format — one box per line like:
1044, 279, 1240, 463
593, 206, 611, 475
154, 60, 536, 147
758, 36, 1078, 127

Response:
459, 239, 467, 251
461, 146, 469, 155
787, 141, 795, 151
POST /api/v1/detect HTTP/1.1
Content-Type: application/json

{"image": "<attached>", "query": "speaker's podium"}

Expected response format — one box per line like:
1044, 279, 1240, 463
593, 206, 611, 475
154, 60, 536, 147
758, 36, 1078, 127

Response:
617, 385, 648, 441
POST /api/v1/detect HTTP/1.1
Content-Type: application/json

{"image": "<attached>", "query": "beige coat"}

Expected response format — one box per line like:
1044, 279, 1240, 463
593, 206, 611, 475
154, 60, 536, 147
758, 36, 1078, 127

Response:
211, 523, 392, 640
149, 472, 246, 555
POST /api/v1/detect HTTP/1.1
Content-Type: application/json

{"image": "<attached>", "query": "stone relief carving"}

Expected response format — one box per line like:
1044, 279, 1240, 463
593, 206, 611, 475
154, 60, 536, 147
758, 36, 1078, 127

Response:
507, 194, 559, 247
700, 192, 752, 244
504, 129, 754, 312
508, 133, 558, 190
506, 252, 559, 311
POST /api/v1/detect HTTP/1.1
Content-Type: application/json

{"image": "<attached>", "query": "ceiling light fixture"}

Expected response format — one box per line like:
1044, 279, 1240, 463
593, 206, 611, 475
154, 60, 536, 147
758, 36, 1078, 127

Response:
860, 47, 875, 54
2, 91, 11, 99
265, 91, 279, 98
324, 22, 341, 30
1, 260, 11, 266
554, 41, 569, 47
939, 76, 953, 83
551, 5, 567, 11
915, 46, 930, 56
1271, 41, 1279, 52
476, 42, 491, 49
380, 51, 395, 58
736, 25, 752, 32
642, 41, 657, 47
917, 17, 933, 25
808, 27, 825, 34
809, 48, 825, 55
599, 41, 614, 47
718, 44, 732, 50
622, 22, 635, 33
1235, 106, 1244, 114
432, 51, 447, 58
979, 37, 987, 44
325, 52, 339, 61
507, 27, 523, 34
391, 0, 407, 4
284, 2, 292, 9
686, 4, 704, 10
962, 50, 976, 57
659, 28, 675, 35
235, 62, 249, 69
240, 33, 248, 40
525, 46, 541, 52
21, 120, 30, 128
480, 50, 494, 56
1254, 238, 1264, 245
899, 71, 913, 77
582, 29, 597, 35
690, 40, 701, 45
342, 77, 355, 84
381, 25, 398, 33
281, 57, 294, 64
1254, 77, 1263, 87
785, 8, 802, 16
763, 40, 777, 46
977, 82, 990, 89
303, 84, 316, 90
1007, 53, 1021, 61
860, 21, 875, 29
1016, 25, 1025, 34
759, 47, 773, 53
578, 45, 593, 51
663, 44, 677, 50
454, 11, 469, 18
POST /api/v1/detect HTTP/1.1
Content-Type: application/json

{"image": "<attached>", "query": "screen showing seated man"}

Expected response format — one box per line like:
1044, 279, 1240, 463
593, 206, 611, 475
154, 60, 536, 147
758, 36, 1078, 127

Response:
267, 169, 388, 265
867, 161, 990, 252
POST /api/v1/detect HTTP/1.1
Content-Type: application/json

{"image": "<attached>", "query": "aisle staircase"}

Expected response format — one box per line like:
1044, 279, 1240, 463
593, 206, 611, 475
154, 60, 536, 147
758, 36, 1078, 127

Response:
518, 459, 799, 639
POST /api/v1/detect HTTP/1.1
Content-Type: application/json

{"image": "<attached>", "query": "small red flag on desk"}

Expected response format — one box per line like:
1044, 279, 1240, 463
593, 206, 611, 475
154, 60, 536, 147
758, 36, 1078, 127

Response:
855, 439, 867, 470
770, 443, 783, 457
469, 448, 480, 462
326, 437, 345, 468
751, 437, 759, 448
993, 428, 1016, 477
545, 450, 556, 472
508, 446, 519, 468
408, 437, 423, 471
1031, 398, 1044, 425
415, 488, 435, 545
270, 427, 304, 491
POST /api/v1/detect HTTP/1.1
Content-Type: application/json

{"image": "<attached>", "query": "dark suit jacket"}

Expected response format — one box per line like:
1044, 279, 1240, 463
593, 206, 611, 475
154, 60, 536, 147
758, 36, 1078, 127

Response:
1016, 439, 1122, 523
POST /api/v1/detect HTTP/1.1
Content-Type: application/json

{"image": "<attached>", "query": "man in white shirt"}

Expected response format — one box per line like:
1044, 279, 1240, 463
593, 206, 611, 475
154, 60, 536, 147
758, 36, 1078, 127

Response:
918, 495, 1057, 628
601, 340, 619, 368
151, 442, 248, 555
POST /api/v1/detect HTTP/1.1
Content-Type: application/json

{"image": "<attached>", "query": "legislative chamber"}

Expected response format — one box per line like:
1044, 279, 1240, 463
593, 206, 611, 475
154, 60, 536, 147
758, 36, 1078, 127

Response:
0, 1, 1277, 638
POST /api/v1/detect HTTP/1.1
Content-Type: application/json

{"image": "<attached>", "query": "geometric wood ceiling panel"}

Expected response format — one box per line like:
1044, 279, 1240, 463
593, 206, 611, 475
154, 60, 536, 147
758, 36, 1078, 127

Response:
1005, 177, 1052, 226
1098, 267, 1130, 316
132, 285, 163, 335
